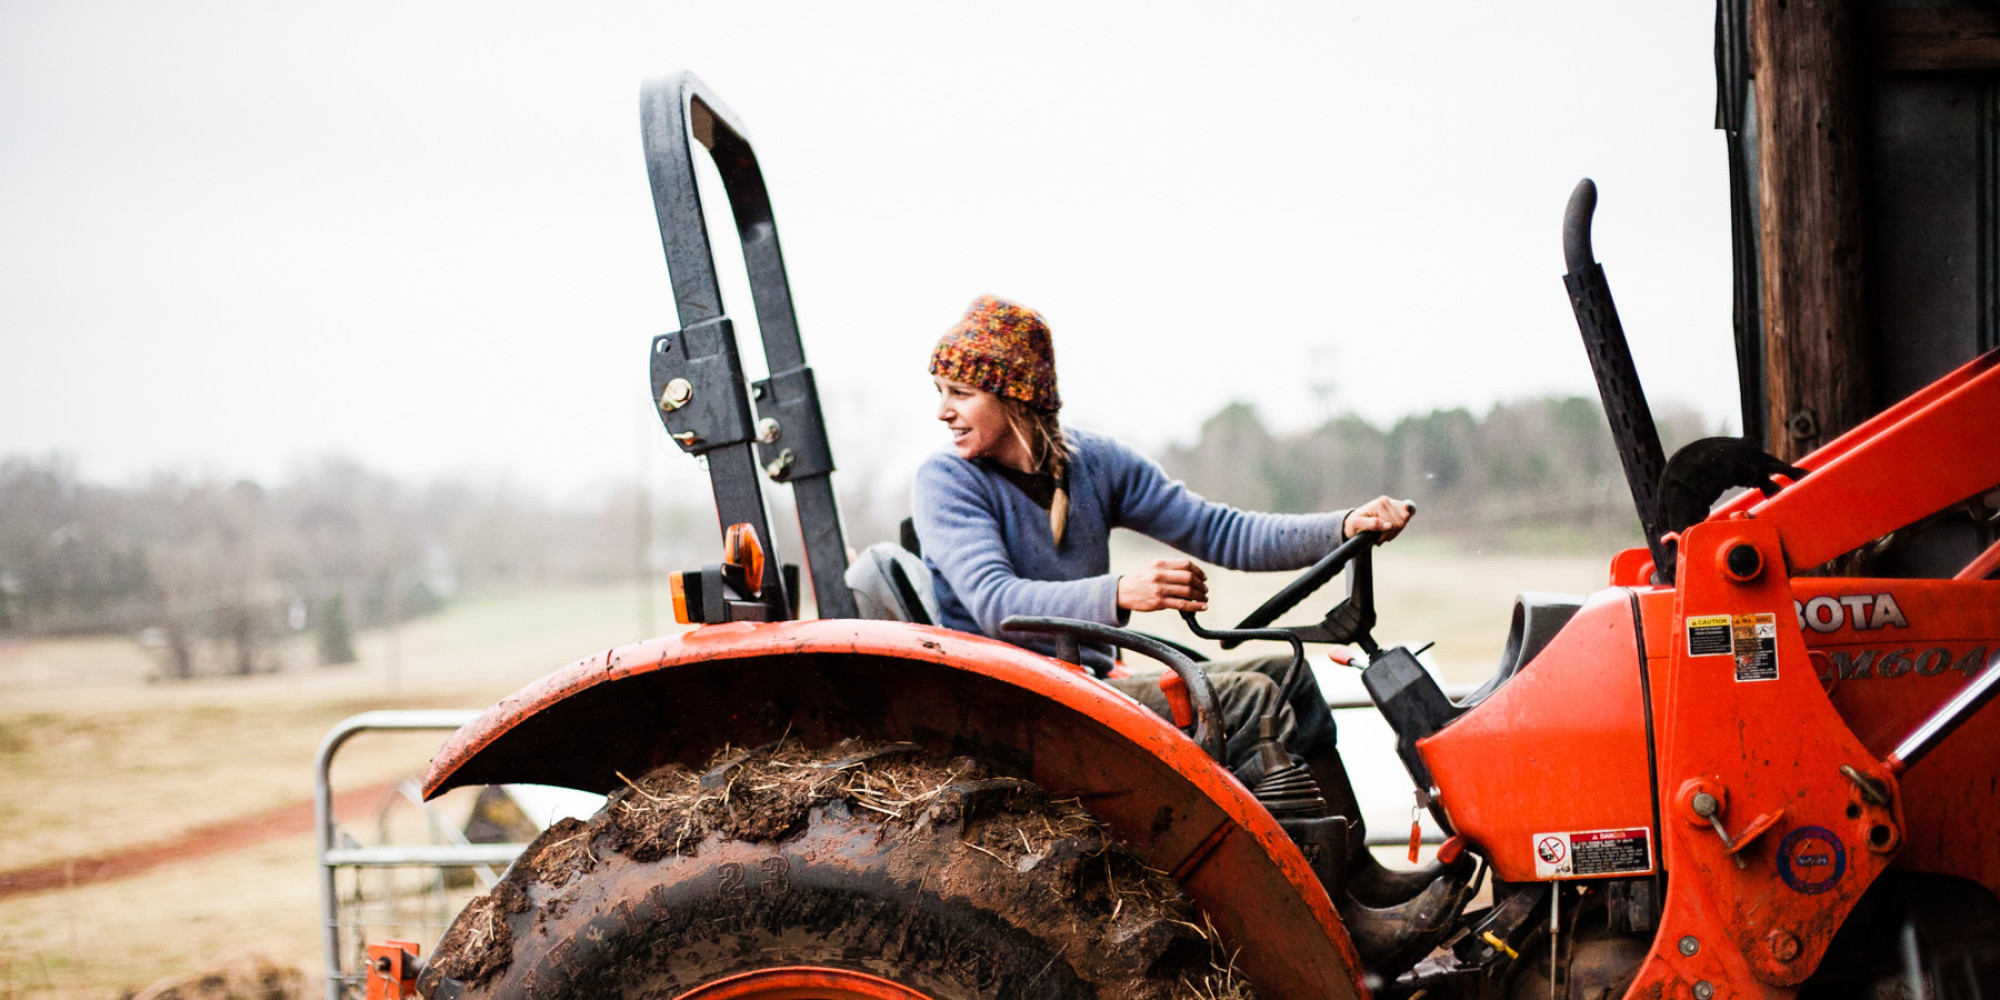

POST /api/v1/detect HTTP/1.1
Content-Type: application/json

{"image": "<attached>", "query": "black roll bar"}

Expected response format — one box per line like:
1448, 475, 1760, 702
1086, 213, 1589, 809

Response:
640, 72, 857, 620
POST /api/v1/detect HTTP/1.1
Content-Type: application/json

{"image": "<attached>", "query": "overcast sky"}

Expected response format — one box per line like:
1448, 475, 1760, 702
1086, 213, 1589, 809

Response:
2, 2, 1730, 508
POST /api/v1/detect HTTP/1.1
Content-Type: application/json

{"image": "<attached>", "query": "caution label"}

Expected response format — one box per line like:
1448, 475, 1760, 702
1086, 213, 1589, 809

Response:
1733, 613, 1779, 681
1687, 615, 1732, 656
1532, 827, 1653, 879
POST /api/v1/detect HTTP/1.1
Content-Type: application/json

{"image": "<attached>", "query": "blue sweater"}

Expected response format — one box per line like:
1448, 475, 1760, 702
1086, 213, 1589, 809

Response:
912, 427, 1349, 660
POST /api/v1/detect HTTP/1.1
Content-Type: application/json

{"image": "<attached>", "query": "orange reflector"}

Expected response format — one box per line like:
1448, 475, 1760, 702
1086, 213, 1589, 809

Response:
723, 523, 766, 597
670, 572, 692, 624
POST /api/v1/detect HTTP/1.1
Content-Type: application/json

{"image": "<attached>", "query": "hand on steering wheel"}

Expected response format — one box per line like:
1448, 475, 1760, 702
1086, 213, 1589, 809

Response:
1343, 496, 1415, 542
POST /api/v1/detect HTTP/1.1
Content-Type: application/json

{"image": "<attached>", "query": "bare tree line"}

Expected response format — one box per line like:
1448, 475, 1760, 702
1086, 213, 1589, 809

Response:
1157, 395, 1716, 551
0, 395, 1709, 675
0, 455, 694, 677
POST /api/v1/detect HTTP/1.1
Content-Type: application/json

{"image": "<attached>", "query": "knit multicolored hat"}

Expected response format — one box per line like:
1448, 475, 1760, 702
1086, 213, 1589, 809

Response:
929, 295, 1061, 413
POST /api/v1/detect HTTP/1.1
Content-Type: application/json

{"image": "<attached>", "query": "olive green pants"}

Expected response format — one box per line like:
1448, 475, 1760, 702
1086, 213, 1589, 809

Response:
1104, 652, 1340, 788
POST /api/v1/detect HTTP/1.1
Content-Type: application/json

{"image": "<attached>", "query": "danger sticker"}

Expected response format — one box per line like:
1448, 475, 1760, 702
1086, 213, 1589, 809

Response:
1532, 828, 1653, 879
1687, 616, 1732, 656
1733, 613, 1779, 681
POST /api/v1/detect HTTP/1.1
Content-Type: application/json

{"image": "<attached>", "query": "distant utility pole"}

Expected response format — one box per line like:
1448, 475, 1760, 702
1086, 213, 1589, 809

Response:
1307, 346, 1340, 423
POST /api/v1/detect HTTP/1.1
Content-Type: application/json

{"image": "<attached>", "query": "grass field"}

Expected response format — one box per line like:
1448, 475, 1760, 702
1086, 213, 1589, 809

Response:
0, 541, 1616, 1000
0, 582, 664, 1000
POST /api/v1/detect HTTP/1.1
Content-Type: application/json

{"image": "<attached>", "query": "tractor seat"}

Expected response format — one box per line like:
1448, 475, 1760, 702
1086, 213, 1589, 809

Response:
844, 519, 938, 626
1452, 591, 1585, 712
844, 542, 938, 626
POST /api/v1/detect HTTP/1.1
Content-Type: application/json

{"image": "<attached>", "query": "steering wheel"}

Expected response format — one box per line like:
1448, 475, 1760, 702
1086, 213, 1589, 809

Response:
1220, 527, 1385, 655
999, 615, 1226, 762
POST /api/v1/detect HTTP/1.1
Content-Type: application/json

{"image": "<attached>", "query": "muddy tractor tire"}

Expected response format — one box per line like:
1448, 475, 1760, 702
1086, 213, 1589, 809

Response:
420, 740, 1248, 1000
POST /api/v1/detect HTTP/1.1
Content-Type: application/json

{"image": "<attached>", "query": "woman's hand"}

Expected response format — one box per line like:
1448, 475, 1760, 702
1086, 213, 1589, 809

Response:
1117, 559, 1209, 613
1343, 496, 1415, 543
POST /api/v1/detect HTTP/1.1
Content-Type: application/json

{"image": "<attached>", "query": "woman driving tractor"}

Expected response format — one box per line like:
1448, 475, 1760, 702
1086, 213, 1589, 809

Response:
908, 293, 1442, 913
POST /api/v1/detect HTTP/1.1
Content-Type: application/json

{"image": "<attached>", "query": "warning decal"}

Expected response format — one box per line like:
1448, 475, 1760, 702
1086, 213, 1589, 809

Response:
1532, 827, 1653, 879
1687, 615, 1732, 656
1733, 613, 1779, 681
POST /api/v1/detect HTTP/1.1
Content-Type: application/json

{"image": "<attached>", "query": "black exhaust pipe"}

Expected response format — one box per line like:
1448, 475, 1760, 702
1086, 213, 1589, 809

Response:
1562, 179, 1674, 583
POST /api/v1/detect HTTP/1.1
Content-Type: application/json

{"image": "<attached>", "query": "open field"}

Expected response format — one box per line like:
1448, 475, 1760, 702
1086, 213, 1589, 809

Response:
0, 542, 1616, 1000
0, 582, 667, 1000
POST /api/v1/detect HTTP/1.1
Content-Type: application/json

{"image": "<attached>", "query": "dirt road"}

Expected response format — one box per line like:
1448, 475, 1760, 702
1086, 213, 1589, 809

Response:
0, 779, 400, 900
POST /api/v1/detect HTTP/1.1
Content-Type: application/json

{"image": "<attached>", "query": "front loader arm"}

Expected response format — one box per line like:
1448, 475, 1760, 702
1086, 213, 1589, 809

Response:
1623, 352, 1999, 998
1625, 521, 1909, 1000
1559, 187, 1998, 1000
1713, 346, 1999, 572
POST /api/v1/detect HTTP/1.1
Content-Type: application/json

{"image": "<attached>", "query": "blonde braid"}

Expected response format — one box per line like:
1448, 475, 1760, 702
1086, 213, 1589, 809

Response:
1042, 412, 1070, 546
1003, 399, 1071, 546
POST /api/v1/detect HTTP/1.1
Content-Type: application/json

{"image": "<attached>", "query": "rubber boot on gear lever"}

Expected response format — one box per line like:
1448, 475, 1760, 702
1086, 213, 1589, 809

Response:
1307, 748, 1477, 976
1338, 867, 1479, 978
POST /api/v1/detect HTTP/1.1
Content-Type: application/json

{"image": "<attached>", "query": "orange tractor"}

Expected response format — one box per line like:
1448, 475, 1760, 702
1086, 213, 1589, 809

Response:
379, 74, 2000, 1000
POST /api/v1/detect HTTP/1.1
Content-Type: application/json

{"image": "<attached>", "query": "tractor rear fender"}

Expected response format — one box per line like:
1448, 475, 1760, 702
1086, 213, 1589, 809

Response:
421, 618, 1368, 1000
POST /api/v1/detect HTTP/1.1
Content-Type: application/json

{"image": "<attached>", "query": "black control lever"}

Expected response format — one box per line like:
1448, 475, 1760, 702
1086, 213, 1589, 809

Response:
1179, 615, 1307, 677
1179, 612, 1311, 700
